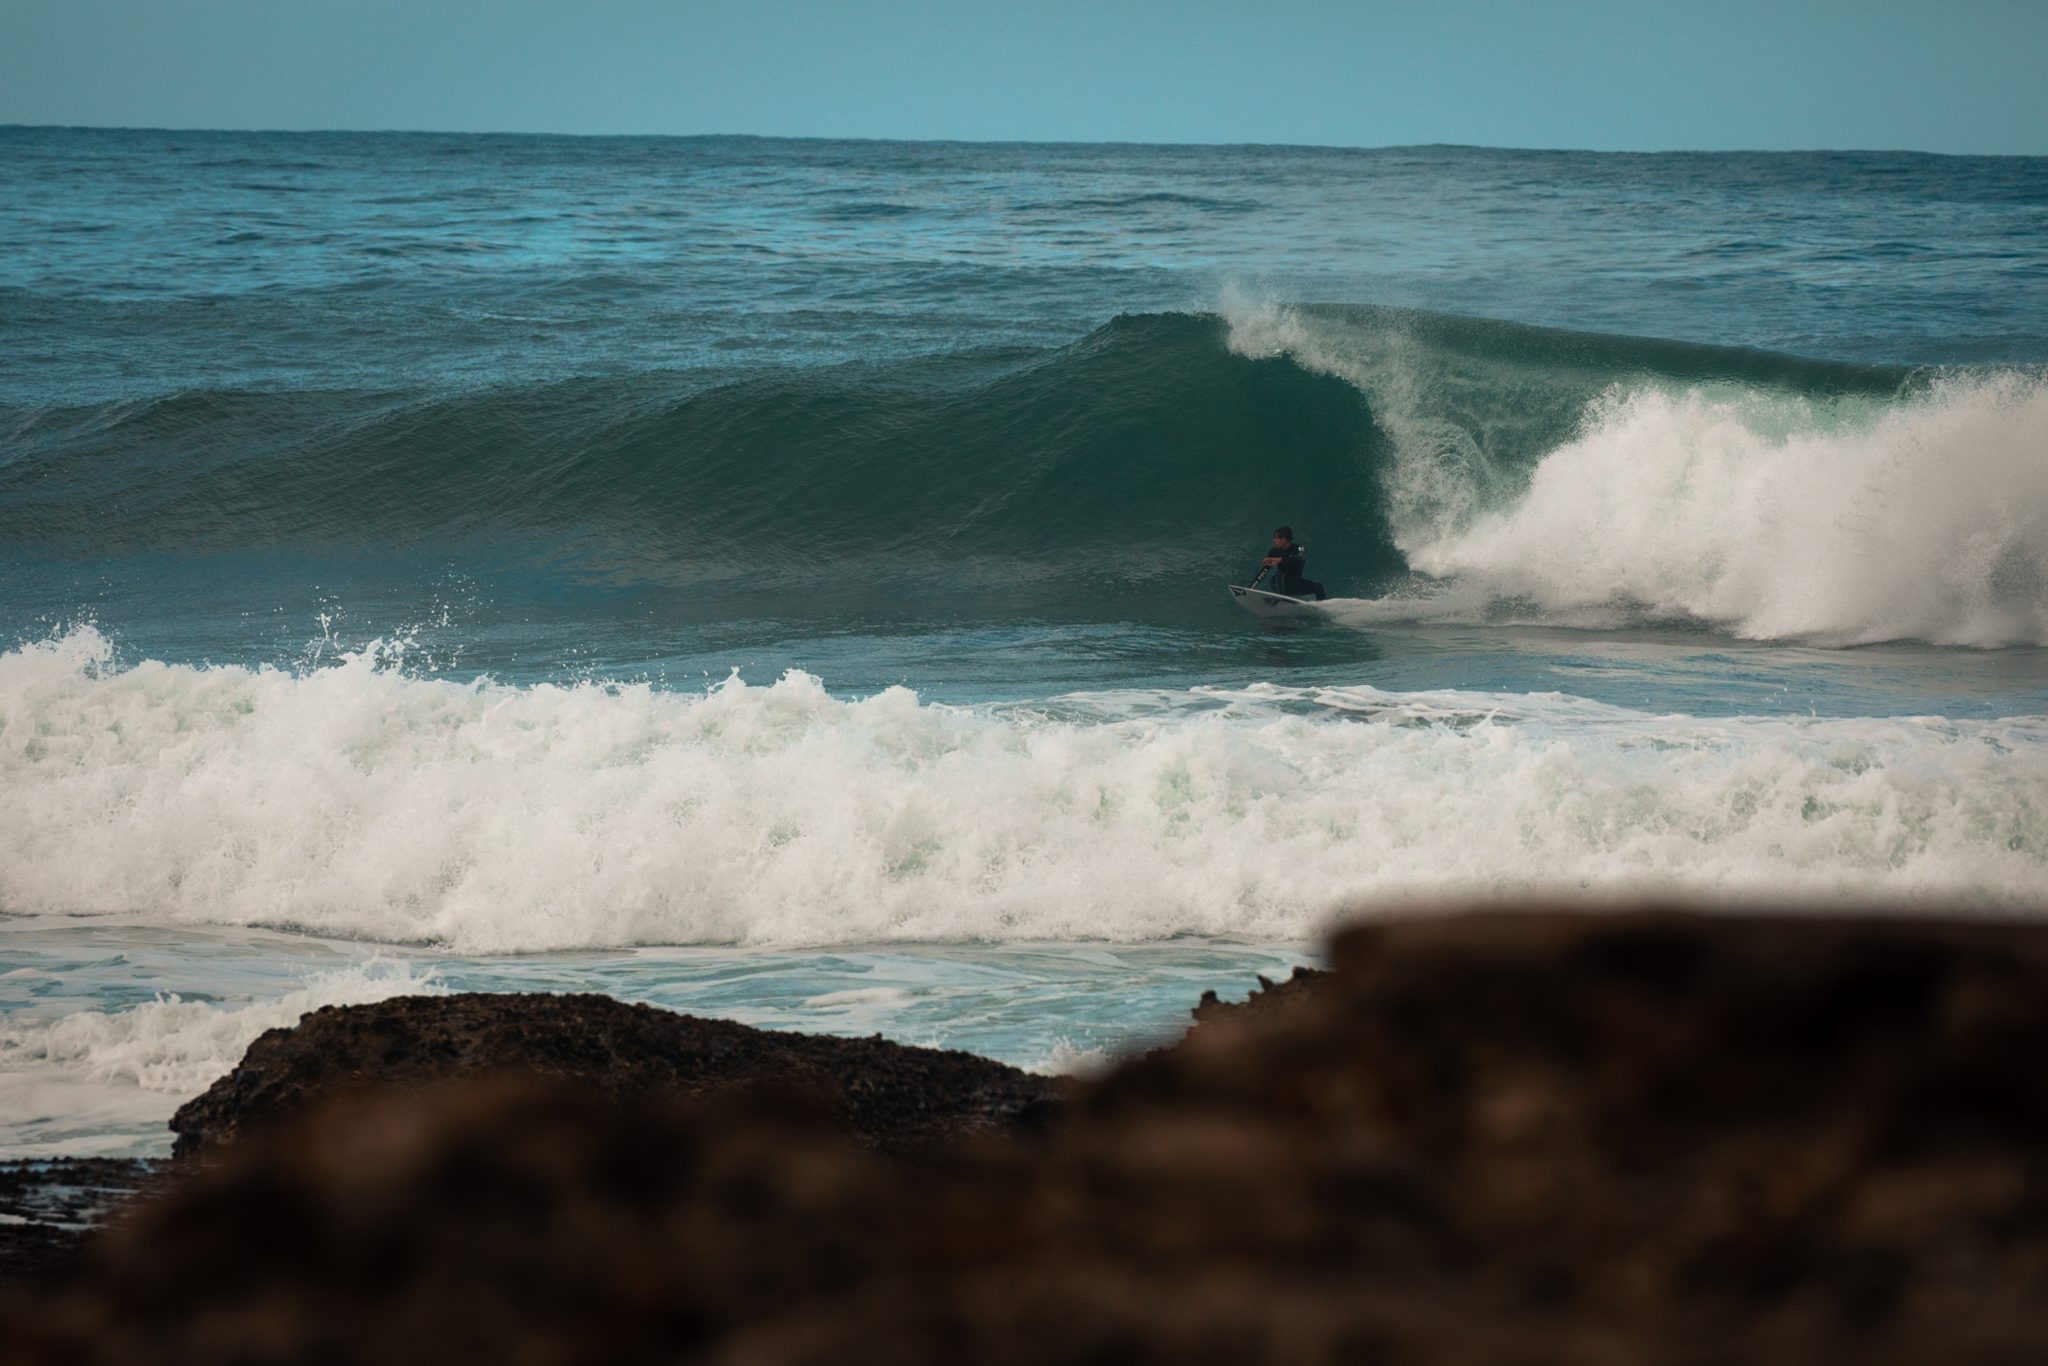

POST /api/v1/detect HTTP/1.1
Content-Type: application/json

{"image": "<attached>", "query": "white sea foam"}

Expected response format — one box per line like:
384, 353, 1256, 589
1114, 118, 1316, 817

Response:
4, 628, 2044, 954
0, 959, 439, 1158
1223, 297, 2048, 646
1034, 1040, 1118, 1078
1407, 379, 2048, 645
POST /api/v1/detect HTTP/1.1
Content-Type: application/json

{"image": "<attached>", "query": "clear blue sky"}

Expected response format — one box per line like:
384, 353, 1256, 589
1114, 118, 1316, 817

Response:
3, 0, 2043, 154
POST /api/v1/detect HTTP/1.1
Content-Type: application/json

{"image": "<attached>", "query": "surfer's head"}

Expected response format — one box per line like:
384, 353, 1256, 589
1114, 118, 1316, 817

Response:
1272, 526, 1294, 547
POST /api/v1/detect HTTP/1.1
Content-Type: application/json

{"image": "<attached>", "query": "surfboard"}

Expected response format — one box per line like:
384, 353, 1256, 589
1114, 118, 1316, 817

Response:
1227, 584, 1323, 616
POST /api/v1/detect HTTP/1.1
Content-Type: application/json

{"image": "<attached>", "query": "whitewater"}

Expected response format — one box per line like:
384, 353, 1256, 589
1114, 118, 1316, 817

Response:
1226, 301, 2048, 647
6, 626, 2046, 951
3, 129, 2045, 1157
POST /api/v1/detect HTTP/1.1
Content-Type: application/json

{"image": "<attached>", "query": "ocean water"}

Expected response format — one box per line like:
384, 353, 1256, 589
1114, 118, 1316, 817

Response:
3, 127, 2046, 1158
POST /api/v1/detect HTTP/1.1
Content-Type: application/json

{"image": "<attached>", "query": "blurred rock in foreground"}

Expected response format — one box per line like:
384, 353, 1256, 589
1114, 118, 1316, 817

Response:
18, 906, 2048, 1364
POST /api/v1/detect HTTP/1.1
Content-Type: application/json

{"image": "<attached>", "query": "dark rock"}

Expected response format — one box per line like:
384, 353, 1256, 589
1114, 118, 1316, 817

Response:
169, 991, 1062, 1160
0, 1159, 161, 1290
20, 906, 2048, 1364
1188, 962, 1332, 1032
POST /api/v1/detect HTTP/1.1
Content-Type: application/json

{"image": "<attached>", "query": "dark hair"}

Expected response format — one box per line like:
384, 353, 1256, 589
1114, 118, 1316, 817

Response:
1274, 525, 1294, 541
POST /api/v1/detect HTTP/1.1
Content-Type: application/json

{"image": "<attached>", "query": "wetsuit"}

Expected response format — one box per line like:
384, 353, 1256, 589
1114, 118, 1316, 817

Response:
1265, 543, 1325, 601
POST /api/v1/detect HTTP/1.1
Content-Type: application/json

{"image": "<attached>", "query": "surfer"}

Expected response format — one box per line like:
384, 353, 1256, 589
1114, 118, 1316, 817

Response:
1261, 526, 1326, 601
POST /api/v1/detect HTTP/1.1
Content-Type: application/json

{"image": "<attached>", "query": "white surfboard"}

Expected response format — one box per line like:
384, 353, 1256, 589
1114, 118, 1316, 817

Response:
1227, 584, 1323, 617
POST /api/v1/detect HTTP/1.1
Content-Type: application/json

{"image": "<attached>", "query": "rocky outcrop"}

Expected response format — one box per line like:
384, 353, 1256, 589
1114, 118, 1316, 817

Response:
1185, 962, 1331, 1033
20, 906, 2048, 1364
169, 991, 1062, 1159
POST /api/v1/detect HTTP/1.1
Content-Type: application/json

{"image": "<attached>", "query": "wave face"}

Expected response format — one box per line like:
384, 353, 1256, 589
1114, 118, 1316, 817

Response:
0, 314, 1395, 592
6, 628, 2044, 953
7, 303, 2043, 642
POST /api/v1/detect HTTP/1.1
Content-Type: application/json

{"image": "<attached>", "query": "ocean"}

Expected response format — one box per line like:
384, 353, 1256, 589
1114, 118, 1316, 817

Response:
2, 127, 2045, 1159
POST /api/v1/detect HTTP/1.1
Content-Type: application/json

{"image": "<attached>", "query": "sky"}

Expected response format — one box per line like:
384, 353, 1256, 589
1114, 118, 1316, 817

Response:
2, 0, 2044, 154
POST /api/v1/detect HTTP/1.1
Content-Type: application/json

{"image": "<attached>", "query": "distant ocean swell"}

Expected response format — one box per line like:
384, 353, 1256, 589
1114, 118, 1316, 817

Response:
4, 306, 2043, 643
4, 627, 2043, 953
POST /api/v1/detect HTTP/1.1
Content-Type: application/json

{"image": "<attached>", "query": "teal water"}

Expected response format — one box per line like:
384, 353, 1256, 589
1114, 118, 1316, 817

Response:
2, 128, 2045, 1156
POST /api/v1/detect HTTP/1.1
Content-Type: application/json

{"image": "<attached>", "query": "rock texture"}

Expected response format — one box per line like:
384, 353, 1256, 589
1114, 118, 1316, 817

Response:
0, 1159, 159, 1289
20, 906, 2048, 1364
170, 991, 1062, 1159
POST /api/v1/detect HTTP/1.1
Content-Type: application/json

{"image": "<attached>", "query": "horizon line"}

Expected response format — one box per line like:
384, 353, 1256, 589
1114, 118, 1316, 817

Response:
1, 121, 2036, 161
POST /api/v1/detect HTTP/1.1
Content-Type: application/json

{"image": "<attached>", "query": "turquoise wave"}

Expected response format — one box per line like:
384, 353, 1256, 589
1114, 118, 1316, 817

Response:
0, 309, 1915, 596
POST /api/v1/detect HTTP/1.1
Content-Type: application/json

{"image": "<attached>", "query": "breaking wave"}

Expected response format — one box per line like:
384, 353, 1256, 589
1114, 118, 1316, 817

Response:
5, 302, 2042, 641
1226, 300, 2048, 645
4, 627, 2043, 953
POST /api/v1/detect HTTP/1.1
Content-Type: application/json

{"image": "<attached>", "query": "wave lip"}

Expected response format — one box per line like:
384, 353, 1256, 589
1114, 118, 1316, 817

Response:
4, 629, 2045, 955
